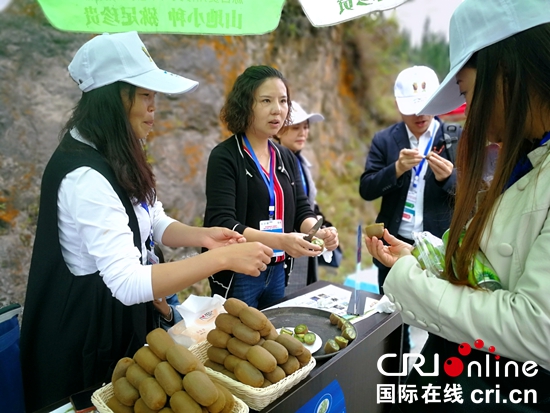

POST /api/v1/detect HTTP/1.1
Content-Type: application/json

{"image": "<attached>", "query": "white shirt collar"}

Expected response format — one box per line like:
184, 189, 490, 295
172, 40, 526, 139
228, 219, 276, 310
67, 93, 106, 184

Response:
404, 118, 439, 147
69, 127, 97, 150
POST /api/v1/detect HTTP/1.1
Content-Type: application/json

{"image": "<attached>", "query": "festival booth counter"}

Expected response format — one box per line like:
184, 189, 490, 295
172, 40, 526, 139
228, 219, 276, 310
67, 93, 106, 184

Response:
38, 280, 402, 413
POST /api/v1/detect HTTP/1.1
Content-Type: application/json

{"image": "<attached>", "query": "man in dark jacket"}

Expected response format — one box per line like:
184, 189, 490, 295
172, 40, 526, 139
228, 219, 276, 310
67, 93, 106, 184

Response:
359, 65, 461, 356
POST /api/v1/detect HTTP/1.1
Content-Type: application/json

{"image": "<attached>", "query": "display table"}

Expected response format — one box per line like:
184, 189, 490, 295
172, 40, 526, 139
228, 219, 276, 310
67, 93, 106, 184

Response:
256, 280, 402, 413
38, 281, 403, 413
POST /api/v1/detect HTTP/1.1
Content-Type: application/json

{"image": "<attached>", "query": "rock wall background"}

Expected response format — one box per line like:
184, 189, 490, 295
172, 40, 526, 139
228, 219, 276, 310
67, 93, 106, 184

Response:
0, 1, 408, 308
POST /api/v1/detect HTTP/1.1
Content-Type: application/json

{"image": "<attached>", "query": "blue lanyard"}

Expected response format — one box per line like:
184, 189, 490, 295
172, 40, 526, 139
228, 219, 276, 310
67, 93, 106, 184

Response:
412, 123, 437, 188
140, 202, 154, 250
243, 135, 276, 219
296, 155, 308, 196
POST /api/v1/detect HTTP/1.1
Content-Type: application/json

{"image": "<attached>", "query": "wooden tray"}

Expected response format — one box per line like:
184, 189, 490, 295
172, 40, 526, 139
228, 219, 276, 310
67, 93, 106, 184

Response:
261, 307, 346, 360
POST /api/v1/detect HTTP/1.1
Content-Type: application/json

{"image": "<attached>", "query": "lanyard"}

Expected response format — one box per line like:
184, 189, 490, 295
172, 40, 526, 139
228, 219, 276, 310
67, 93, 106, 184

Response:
140, 202, 155, 250
243, 135, 276, 219
296, 155, 308, 196
412, 122, 437, 188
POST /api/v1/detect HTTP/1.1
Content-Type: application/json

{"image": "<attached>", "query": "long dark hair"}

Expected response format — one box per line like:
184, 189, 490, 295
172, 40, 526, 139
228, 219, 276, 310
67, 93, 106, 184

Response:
220, 65, 292, 134
62, 82, 156, 205
445, 23, 550, 285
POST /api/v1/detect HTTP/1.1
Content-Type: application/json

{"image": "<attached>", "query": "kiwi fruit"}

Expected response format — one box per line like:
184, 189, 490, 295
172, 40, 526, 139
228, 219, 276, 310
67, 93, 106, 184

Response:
222, 354, 241, 372
126, 363, 151, 389
279, 355, 300, 375
113, 377, 139, 407
170, 390, 202, 413
166, 344, 200, 375
238, 307, 268, 331
112, 357, 134, 383
234, 360, 265, 388
204, 359, 226, 372
214, 313, 242, 335
324, 339, 340, 354
232, 322, 261, 345
215, 383, 235, 413
275, 333, 305, 357
206, 328, 231, 349
182, 370, 219, 407
106, 395, 134, 413
226, 337, 252, 360
138, 376, 167, 411
364, 223, 384, 238
223, 297, 248, 317
134, 346, 161, 375
263, 365, 286, 384
246, 345, 278, 373
207, 346, 230, 365
261, 339, 289, 364
154, 361, 183, 396
146, 328, 176, 360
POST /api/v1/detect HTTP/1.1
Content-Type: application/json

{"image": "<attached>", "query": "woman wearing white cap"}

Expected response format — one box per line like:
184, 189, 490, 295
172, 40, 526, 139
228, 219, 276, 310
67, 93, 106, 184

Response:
19, 32, 272, 411
274, 102, 338, 293
204, 66, 339, 309
366, 0, 550, 411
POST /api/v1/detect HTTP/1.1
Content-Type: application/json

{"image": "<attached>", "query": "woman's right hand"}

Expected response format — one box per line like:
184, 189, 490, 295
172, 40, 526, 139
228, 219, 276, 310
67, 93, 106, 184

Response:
222, 242, 273, 276
280, 232, 323, 258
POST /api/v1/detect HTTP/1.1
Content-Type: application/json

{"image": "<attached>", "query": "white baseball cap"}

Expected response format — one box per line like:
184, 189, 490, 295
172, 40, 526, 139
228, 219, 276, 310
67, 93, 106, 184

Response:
68, 32, 199, 94
289, 102, 324, 125
394, 66, 439, 116
419, 0, 550, 115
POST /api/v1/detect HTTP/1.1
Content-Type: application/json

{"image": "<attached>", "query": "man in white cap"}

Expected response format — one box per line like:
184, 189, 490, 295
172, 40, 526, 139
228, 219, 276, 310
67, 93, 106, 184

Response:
359, 65, 461, 358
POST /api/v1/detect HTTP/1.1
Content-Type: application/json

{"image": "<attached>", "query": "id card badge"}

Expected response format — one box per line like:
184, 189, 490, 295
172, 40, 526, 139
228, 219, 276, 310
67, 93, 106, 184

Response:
147, 248, 160, 265
403, 190, 417, 223
260, 219, 284, 257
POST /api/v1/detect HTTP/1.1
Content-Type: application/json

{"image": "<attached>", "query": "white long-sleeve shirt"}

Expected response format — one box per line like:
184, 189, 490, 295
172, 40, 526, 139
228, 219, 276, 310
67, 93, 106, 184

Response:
57, 130, 176, 305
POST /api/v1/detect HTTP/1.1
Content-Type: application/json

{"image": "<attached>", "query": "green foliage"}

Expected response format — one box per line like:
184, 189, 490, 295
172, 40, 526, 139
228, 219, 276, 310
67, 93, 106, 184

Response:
393, 18, 451, 82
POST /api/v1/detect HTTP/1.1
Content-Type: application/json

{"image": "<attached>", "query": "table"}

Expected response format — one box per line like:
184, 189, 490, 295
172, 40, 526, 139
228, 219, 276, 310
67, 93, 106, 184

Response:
38, 281, 404, 413
256, 281, 403, 413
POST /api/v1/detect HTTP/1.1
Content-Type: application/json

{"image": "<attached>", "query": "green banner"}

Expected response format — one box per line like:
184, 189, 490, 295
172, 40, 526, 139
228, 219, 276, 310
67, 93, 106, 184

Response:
37, 0, 285, 35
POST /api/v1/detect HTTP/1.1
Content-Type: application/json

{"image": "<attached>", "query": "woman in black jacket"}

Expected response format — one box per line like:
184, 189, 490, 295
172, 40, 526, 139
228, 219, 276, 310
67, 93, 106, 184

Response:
204, 66, 338, 308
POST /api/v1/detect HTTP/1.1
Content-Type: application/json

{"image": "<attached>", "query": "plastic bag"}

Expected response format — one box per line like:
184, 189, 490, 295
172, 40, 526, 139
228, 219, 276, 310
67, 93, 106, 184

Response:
411, 230, 502, 291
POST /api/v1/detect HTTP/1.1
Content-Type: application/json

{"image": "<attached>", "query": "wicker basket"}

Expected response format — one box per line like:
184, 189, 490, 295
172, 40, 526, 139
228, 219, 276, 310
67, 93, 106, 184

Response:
91, 381, 249, 413
189, 340, 316, 411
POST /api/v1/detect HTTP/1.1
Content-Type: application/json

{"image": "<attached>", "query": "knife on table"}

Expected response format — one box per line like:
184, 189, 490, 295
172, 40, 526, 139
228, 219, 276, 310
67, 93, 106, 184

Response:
303, 217, 324, 242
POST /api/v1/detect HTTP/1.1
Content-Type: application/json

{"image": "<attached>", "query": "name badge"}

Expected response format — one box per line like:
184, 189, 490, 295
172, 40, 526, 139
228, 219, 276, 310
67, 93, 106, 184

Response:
402, 191, 417, 223
260, 219, 284, 257
147, 248, 160, 265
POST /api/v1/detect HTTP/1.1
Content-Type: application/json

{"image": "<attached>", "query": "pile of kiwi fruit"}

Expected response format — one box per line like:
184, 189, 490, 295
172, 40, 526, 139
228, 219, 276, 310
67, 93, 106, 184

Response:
204, 298, 312, 388
106, 328, 236, 413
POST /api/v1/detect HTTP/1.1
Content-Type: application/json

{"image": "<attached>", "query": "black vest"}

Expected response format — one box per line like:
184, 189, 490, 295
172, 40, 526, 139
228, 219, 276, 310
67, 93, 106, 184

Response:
20, 134, 153, 412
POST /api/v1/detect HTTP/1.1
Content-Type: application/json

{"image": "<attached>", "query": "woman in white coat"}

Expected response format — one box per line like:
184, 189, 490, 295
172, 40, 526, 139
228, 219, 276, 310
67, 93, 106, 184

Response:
365, 0, 550, 411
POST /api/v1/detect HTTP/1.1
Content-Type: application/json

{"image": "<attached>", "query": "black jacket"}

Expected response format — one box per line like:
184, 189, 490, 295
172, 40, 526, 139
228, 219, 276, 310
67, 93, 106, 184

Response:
203, 134, 316, 294
359, 120, 459, 240
20, 134, 152, 412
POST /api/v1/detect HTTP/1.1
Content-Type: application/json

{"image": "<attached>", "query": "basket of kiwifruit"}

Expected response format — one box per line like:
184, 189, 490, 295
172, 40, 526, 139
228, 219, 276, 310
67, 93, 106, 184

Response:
188, 298, 317, 411
91, 328, 249, 413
